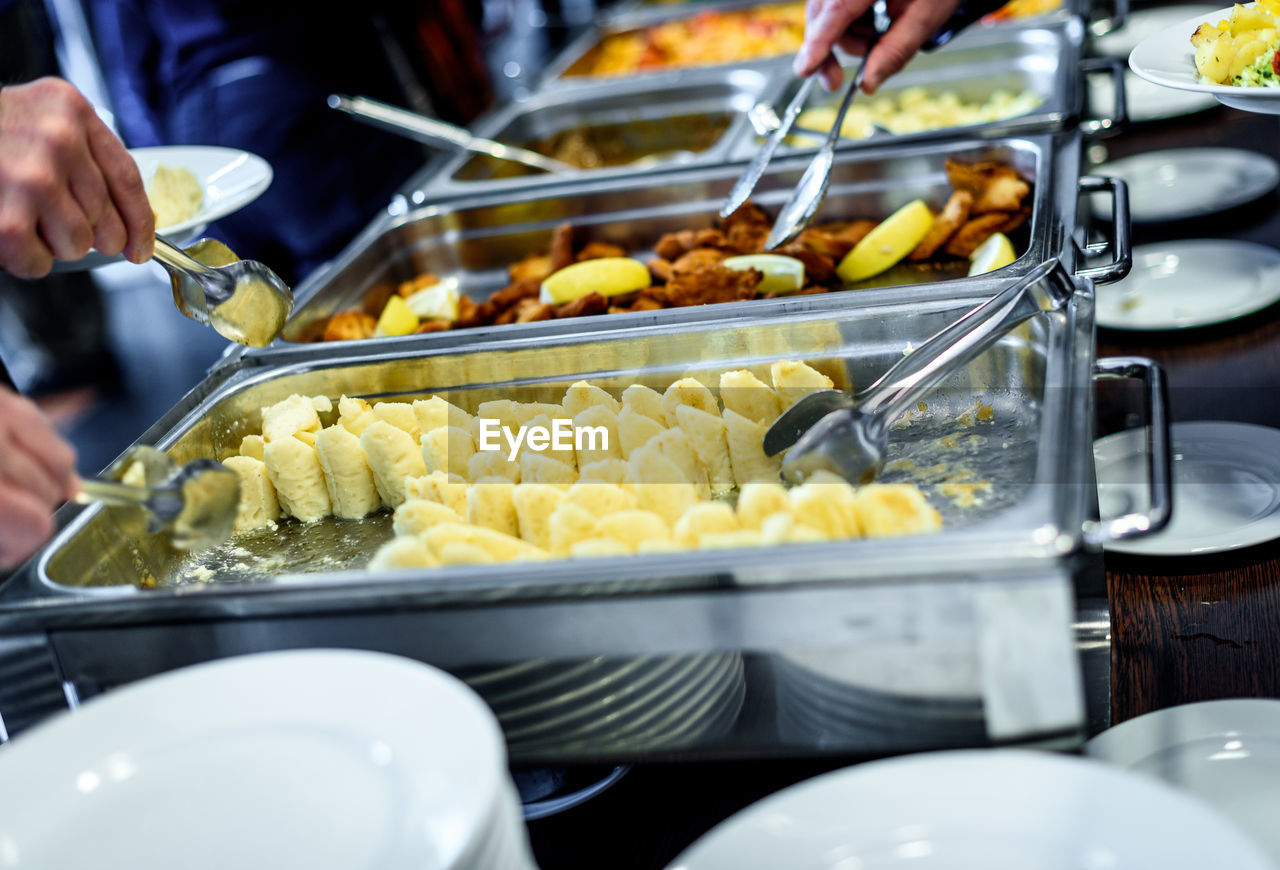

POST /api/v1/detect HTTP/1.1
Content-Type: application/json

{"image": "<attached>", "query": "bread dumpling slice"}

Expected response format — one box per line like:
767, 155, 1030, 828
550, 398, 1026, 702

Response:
222, 455, 280, 533
723, 408, 782, 487
770, 360, 835, 409
314, 424, 381, 519
661, 377, 719, 428
719, 370, 782, 426
360, 420, 427, 507
263, 434, 331, 522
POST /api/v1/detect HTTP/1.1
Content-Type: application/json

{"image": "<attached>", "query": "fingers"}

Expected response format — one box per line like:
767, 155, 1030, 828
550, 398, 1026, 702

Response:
818, 54, 845, 91
37, 187, 94, 261
863, 0, 962, 93
0, 487, 54, 570
0, 389, 77, 507
0, 211, 55, 280
85, 113, 153, 263
67, 147, 128, 256
794, 0, 868, 78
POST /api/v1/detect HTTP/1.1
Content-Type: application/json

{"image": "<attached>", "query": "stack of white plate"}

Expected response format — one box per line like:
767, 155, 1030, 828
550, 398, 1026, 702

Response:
772, 646, 986, 748
458, 652, 745, 756
0, 650, 537, 870
665, 749, 1274, 869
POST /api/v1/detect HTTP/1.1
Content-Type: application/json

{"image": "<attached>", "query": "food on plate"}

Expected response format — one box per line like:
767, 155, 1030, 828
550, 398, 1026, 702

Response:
223, 364, 944, 571
571, 3, 806, 78
308, 159, 1032, 343
147, 164, 204, 228
791, 87, 1043, 143
1191, 2, 1280, 86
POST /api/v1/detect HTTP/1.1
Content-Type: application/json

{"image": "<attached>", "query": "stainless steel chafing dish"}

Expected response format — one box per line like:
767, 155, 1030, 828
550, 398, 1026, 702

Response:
0, 278, 1166, 760
240, 132, 1128, 369
722, 20, 1128, 163
410, 68, 787, 200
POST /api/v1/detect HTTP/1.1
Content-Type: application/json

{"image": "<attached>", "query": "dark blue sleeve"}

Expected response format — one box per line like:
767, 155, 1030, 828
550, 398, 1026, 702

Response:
89, 0, 165, 146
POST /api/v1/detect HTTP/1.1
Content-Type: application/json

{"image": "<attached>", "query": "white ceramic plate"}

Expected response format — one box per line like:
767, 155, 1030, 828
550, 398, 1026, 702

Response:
1096, 239, 1280, 330
1093, 148, 1279, 223
1092, 5, 1221, 121
51, 145, 272, 272
1095, 421, 1280, 555
0, 650, 509, 870
1087, 699, 1280, 867
1130, 5, 1280, 114
665, 749, 1273, 870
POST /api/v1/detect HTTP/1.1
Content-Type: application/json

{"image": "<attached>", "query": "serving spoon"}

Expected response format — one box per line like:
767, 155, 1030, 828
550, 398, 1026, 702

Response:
765, 258, 1072, 485
153, 235, 294, 347
75, 447, 240, 551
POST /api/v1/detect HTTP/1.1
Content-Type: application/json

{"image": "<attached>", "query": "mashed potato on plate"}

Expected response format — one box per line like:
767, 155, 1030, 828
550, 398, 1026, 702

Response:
148, 164, 204, 229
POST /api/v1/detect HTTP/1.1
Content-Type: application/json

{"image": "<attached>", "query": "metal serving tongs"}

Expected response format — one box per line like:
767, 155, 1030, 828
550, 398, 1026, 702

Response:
328, 94, 575, 174
721, 0, 890, 233
765, 258, 1072, 484
155, 235, 294, 347
73, 446, 240, 551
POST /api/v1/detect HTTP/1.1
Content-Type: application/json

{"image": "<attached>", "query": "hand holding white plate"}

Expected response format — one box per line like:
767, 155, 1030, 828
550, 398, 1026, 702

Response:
1130, 5, 1280, 114
52, 145, 272, 272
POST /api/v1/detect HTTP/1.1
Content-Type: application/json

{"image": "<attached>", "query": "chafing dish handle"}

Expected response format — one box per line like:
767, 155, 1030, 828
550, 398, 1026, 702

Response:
1083, 357, 1172, 548
1075, 176, 1131, 285
1079, 57, 1127, 136
1090, 0, 1130, 38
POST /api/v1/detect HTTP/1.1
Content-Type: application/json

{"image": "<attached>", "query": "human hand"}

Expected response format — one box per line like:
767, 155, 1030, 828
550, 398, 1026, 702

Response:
793, 0, 965, 94
0, 77, 154, 279
0, 386, 78, 569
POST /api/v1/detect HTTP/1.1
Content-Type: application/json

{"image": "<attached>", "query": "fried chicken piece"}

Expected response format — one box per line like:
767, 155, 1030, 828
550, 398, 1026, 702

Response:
694, 228, 729, 249
456, 295, 477, 324
648, 257, 674, 284
509, 253, 554, 284
488, 279, 540, 312
944, 213, 1011, 258
661, 263, 761, 307
796, 228, 856, 262
625, 296, 665, 313
360, 283, 395, 317
814, 219, 878, 249
555, 292, 608, 319
655, 229, 697, 261
577, 241, 626, 261
322, 310, 376, 342
775, 243, 836, 285
672, 247, 727, 275
550, 223, 576, 271
720, 202, 771, 254
993, 207, 1031, 235
397, 272, 441, 297
909, 191, 973, 261
414, 319, 452, 333
720, 201, 769, 229
514, 299, 555, 323
455, 300, 496, 330
945, 160, 1031, 214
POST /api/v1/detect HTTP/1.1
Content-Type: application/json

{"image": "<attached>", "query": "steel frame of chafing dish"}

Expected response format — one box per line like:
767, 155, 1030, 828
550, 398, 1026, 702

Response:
538, 0, 1127, 91
0, 273, 1166, 761
227, 130, 1128, 370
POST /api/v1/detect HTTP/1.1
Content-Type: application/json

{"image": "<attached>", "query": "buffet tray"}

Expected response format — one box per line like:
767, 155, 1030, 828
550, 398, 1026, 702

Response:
241, 132, 1107, 368
413, 67, 788, 200
0, 280, 1110, 759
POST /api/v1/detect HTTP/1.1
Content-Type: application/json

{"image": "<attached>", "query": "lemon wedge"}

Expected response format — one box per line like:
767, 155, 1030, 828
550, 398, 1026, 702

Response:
723, 254, 806, 295
967, 232, 1017, 277
836, 199, 934, 284
540, 257, 651, 305
405, 282, 460, 321
374, 294, 419, 337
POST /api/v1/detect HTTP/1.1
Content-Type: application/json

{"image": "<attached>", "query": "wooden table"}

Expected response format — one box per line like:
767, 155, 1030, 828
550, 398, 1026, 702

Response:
528, 98, 1280, 870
